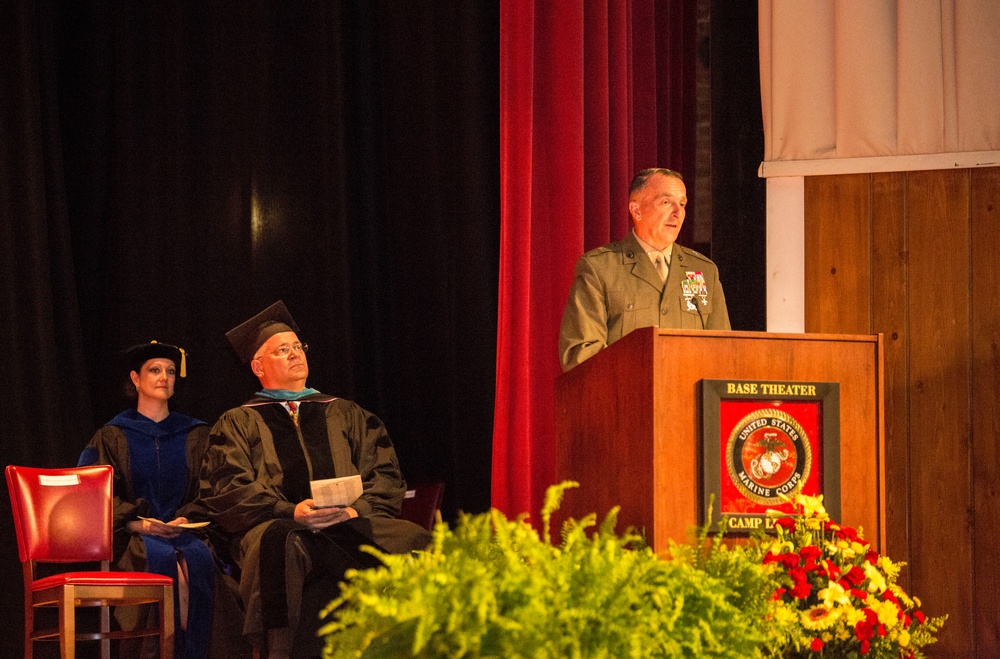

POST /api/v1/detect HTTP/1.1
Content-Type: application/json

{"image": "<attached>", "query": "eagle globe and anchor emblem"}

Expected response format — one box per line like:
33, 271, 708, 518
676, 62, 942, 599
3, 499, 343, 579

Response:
725, 408, 813, 506
750, 433, 789, 480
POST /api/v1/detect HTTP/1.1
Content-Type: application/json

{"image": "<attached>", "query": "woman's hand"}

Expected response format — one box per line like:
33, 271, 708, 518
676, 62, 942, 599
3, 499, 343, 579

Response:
127, 517, 186, 538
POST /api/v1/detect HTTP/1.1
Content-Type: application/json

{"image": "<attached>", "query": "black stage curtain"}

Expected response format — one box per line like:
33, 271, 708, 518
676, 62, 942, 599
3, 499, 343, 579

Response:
1, 1, 498, 654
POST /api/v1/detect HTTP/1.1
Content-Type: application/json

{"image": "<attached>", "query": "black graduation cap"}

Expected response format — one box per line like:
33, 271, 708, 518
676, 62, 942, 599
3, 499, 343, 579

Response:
124, 341, 187, 378
225, 300, 300, 363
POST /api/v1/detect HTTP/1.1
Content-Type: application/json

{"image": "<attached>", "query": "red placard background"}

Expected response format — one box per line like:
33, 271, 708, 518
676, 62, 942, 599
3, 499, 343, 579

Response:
718, 400, 824, 515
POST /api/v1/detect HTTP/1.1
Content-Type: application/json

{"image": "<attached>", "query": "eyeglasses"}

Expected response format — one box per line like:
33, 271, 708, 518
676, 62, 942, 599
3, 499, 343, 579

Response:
255, 343, 309, 359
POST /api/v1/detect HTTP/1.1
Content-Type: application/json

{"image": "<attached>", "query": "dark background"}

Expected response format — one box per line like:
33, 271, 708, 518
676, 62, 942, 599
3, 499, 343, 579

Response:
3, 0, 500, 505
3, 3, 499, 655
1, 1, 764, 656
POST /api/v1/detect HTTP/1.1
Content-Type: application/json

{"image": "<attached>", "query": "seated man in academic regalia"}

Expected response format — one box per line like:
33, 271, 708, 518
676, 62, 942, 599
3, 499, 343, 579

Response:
200, 301, 430, 659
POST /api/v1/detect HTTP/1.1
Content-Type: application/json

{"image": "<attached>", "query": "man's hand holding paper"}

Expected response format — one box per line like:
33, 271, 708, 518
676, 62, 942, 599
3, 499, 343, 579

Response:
293, 474, 364, 530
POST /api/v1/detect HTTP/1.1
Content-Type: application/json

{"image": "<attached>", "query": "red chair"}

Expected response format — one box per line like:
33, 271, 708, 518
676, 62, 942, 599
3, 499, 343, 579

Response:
6, 465, 174, 659
398, 481, 445, 532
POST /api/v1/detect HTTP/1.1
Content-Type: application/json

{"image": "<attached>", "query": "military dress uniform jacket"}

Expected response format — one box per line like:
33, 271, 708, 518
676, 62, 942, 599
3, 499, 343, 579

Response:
559, 232, 731, 372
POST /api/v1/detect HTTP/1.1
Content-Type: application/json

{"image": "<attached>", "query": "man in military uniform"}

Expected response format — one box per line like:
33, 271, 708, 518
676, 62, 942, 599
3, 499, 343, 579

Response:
559, 168, 731, 371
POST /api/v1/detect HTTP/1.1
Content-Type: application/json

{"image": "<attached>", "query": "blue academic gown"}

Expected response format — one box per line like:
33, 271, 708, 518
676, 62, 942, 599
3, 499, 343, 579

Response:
80, 410, 214, 659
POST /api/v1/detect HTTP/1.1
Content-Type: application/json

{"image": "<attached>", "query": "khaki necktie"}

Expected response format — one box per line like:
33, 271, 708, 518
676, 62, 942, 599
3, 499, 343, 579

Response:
654, 255, 668, 282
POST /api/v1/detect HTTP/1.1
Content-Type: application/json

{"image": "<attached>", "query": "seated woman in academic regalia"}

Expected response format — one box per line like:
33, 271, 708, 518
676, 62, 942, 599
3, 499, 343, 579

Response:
78, 341, 225, 659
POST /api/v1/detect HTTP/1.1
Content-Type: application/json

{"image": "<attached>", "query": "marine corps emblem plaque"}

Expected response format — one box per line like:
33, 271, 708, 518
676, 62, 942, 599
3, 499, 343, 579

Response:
701, 379, 841, 535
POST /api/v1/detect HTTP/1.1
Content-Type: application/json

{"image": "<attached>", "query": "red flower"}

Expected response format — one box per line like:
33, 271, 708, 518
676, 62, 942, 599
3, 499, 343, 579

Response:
790, 581, 812, 599
788, 565, 812, 599
850, 588, 868, 600
789, 566, 806, 581
763, 551, 800, 570
799, 545, 822, 562
810, 637, 825, 652
855, 609, 878, 642
771, 587, 787, 600
774, 516, 796, 532
841, 565, 865, 586
860, 639, 871, 654
864, 548, 879, 564
834, 524, 859, 542
914, 610, 926, 625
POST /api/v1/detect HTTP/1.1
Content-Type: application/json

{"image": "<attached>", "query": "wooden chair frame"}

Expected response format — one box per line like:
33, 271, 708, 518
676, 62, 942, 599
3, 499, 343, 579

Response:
6, 465, 174, 659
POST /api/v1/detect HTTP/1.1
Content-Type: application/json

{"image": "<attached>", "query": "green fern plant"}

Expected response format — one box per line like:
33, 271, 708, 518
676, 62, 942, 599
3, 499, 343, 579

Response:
319, 482, 773, 658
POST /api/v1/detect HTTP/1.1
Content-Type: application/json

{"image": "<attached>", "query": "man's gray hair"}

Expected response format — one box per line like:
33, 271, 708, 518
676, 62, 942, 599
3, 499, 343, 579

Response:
629, 168, 683, 196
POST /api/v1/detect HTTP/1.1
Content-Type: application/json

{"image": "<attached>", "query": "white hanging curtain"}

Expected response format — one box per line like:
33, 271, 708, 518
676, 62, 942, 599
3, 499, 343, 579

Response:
759, 0, 1000, 164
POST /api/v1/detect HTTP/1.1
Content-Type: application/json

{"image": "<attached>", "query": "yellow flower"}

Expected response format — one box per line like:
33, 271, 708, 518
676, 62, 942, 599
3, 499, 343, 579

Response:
818, 581, 851, 608
834, 540, 857, 559
801, 605, 840, 630
871, 599, 901, 627
889, 583, 915, 609
768, 540, 794, 556
864, 562, 887, 593
878, 555, 902, 579
898, 629, 911, 647
844, 607, 867, 626
795, 492, 827, 517
772, 603, 798, 625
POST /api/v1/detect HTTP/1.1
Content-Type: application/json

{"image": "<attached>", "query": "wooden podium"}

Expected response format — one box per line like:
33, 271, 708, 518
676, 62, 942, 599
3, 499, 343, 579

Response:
554, 328, 885, 554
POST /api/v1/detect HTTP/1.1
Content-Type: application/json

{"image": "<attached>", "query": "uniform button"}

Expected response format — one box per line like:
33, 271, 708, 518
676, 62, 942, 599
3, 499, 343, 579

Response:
661, 307, 668, 315
627, 303, 634, 310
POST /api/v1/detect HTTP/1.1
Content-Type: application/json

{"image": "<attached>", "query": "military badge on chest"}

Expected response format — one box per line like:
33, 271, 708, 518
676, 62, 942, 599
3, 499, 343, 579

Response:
681, 271, 708, 310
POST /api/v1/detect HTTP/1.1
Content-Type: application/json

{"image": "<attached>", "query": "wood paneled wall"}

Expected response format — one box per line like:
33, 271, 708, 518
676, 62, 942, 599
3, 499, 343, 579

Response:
803, 168, 1000, 658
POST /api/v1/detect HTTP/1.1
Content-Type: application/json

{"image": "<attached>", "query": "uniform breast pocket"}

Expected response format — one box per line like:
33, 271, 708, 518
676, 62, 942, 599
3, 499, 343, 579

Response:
681, 297, 714, 328
608, 289, 655, 340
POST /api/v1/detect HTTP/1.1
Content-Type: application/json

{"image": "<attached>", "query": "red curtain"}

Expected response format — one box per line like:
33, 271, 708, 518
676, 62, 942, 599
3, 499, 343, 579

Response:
495, 0, 697, 519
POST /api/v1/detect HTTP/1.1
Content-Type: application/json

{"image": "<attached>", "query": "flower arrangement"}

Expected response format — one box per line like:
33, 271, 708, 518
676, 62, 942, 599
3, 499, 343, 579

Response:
759, 491, 946, 658
316, 482, 947, 658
